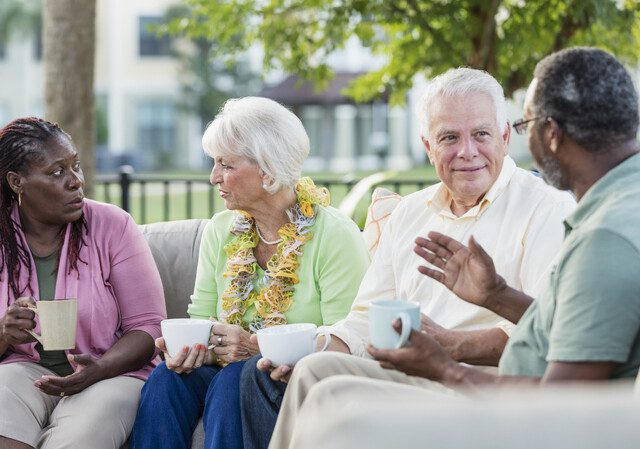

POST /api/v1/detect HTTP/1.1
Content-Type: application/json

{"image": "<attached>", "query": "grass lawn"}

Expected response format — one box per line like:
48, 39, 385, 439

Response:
92, 166, 440, 226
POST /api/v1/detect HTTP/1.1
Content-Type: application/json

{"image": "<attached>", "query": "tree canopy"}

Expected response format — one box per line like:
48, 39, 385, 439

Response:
168, 0, 640, 104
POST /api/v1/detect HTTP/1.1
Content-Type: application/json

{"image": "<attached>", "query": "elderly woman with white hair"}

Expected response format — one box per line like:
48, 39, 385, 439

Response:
129, 97, 370, 449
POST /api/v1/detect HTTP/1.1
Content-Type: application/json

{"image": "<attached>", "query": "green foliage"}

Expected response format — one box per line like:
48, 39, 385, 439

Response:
170, 0, 640, 104
0, 0, 41, 46
161, 4, 261, 130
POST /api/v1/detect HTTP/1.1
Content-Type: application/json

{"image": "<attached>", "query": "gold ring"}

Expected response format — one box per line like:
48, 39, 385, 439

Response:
217, 336, 223, 345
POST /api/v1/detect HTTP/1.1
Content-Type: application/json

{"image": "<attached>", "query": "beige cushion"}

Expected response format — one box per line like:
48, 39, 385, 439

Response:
362, 187, 402, 256
139, 219, 209, 320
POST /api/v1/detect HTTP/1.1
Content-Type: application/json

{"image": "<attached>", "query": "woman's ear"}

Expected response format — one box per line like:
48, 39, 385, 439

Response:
6, 171, 23, 194
259, 170, 273, 189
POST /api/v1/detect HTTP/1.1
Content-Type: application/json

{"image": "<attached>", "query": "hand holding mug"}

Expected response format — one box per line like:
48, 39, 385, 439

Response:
255, 323, 332, 382
367, 318, 455, 381
0, 297, 38, 346
160, 319, 214, 374
156, 336, 209, 374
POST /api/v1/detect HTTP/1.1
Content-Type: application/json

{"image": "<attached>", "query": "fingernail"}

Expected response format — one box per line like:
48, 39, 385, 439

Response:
281, 366, 291, 374
182, 346, 189, 353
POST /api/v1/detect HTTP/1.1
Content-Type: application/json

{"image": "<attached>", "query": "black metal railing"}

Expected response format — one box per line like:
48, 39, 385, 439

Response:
95, 166, 438, 224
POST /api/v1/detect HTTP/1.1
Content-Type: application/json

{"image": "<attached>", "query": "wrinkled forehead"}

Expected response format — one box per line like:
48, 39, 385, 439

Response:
428, 92, 498, 131
23, 134, 76, 171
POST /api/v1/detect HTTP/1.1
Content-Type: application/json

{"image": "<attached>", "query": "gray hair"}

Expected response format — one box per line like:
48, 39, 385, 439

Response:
417, 67, 508, 138
202, 97, 310, 193
532, 47, 639, 153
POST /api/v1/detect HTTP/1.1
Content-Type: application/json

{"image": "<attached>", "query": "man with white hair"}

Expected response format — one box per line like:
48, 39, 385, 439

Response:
262, 46, 640, 449
240, 68, 576, 449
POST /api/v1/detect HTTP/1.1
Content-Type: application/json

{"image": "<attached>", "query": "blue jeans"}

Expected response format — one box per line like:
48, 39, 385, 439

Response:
239, 355, 288, 449
130, 360, 247, 449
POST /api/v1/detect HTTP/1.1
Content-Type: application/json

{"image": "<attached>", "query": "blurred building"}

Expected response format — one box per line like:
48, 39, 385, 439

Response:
0, 1, 544, 173
260, 72, 413, 172
0, 0, 202, 172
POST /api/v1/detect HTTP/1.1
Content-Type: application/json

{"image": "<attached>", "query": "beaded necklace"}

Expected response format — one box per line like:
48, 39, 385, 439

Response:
220, 177, 329, 331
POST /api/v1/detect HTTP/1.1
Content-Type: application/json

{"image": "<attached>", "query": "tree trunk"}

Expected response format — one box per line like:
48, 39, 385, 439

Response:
43, 0, 96, 197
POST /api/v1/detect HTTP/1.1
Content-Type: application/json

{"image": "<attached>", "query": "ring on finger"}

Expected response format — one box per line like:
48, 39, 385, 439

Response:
217, 336, 223, 345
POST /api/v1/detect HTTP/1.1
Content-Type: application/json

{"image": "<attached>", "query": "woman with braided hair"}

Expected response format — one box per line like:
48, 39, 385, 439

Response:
129, 97, 370, 449
0, 117, 166, 449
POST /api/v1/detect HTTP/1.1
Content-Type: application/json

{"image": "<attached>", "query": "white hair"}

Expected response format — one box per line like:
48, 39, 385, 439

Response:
202, 97, 310, 193
417, 67, 508, 138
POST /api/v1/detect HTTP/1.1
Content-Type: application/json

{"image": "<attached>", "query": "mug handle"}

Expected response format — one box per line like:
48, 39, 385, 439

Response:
23, 306, 43, 344
394, 312, 412, 349
314, 328, 332, 352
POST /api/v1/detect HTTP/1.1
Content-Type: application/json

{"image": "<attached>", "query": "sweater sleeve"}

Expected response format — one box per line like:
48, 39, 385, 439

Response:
188, 218, 220, 320
109, 214, 167, 340
314, 214, 370, 326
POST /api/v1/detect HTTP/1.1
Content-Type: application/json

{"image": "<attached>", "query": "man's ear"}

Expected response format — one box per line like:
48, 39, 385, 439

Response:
6, 171, 23, 194
545, 118, 563, 153
502, 121, 511, 154
421, 136, 434, 165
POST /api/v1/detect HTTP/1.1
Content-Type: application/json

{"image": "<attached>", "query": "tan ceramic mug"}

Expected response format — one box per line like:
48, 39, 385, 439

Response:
25, 299, 78, 350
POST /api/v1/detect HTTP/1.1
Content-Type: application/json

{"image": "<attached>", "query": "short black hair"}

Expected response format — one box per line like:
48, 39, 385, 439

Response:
532, 47, 639, 153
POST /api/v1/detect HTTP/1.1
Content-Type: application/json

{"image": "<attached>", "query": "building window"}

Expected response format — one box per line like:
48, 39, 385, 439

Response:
136, 100, 176, 168
138, 16, 172, 57
33, 24, 42, 60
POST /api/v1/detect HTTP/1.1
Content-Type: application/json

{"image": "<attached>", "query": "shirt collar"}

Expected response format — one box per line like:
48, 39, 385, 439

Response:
427, 155, 516, 219
564, 152, 640, 233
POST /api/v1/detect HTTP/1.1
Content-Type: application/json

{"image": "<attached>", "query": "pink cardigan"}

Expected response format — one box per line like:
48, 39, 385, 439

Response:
0, 200, 166, 380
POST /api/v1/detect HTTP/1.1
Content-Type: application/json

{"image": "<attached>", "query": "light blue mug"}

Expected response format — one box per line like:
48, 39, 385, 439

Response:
368, 300, 420, 349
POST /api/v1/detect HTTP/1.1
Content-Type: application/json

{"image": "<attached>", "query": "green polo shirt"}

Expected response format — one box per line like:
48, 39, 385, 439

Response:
499, 152, 640, 379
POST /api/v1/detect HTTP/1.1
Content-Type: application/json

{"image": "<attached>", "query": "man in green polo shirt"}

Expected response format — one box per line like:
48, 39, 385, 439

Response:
264, 47, 640, 449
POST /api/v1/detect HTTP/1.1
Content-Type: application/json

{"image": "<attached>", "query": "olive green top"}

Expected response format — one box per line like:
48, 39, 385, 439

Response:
33, 250, 74, 377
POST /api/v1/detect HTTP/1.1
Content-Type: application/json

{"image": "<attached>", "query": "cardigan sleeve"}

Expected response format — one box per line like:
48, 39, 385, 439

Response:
188, 219, 220, 320
314, 211, 370, 326
108, 214, 166, 339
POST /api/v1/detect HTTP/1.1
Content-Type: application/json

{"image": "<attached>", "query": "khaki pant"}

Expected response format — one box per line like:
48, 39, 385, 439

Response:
0, 362, 143, 449
268, 351, 461, 449
281, 375, 640, 449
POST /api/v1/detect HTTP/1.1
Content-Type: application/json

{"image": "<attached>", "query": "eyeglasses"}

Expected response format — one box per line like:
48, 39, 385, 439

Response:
512, 116, 545, 135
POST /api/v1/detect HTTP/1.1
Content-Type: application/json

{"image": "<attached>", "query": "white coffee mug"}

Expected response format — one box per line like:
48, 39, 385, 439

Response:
161, 318, 213, 358
257, 323, 331, 367
25, 299, 78, 351
368, 300, 420, 349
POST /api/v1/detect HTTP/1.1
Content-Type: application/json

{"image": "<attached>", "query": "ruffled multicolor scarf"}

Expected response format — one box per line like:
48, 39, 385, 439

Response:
220, 177, 330, 332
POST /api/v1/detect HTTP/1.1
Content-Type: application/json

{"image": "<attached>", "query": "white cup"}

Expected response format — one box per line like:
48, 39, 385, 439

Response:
161, 318, 213, 358
25, 299, 77, 351
368, 300, 420, 349
257, 323, 331, 367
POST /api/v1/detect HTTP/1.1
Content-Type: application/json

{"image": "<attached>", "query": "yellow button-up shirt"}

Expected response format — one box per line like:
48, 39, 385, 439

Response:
329, 156, 576, 357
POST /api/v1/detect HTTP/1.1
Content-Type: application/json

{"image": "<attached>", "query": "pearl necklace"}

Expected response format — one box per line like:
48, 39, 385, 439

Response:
255, 225, 283, 245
